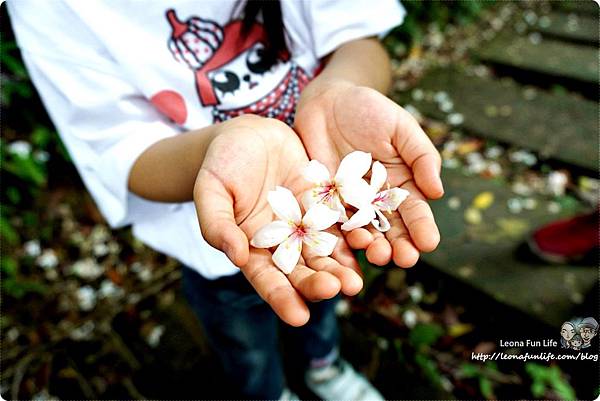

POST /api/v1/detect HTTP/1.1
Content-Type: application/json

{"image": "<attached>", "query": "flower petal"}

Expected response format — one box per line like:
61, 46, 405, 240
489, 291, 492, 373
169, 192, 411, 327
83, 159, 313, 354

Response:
302, 204, 340, 231
303, 186, 348, 222
335, 151, 372, 182
373, 187, 410, 212
370, 161, 387, 192
303, 160, 331, 185
340, 205, 376, 231
339, 178, 376, 208
268, 186, 301, 224
331, 195, 349, 223
301, 188, 319, 211
250, 221, 294, 248
372, 209, 391, 232
303, 231, 338, 257
272, 235, 302, 274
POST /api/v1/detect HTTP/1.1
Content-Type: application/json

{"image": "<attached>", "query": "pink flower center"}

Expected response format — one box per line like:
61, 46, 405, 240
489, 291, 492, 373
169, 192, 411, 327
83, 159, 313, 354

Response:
372, 192, 386, 204
293, 223, 307, 239
318, 182, 339, 203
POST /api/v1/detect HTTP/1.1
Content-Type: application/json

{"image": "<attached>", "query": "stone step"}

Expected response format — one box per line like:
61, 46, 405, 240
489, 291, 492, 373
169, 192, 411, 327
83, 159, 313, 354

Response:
555, 0, 599, 17
535, 11, 599, 44
393, 68, 598, 171
476, 32, 598, 84
422, 168, 597, 327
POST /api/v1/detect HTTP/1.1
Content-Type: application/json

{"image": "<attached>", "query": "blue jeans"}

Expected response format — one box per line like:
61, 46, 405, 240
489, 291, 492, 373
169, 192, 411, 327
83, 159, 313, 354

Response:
182, 266, 339, 400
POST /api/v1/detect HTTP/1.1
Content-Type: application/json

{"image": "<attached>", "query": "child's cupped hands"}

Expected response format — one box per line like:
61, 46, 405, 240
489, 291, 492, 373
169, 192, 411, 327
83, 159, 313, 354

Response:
294, 81, 443, 268
194, 115, 362, 326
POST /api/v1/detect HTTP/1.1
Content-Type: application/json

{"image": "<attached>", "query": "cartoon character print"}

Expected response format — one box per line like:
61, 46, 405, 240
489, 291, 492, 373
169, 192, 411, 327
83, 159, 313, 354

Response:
164, 9, 309, 126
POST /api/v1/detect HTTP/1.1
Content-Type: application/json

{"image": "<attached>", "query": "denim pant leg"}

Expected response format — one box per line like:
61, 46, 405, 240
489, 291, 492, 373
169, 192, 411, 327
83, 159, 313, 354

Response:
182, 267, 285, 400
282, 296, 340, 370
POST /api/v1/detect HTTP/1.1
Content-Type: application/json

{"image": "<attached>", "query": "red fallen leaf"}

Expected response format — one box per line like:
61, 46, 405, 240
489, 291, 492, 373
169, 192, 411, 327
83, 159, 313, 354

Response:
106, 267, 124, 286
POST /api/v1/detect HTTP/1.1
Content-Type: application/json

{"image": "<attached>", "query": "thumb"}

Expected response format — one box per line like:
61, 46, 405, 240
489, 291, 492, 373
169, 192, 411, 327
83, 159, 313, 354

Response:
194, 168, 249, 267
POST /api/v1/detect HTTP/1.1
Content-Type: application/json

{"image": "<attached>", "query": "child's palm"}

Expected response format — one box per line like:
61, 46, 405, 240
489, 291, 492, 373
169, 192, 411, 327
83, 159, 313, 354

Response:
295, 84, 443, 267
194, 116, 361, 326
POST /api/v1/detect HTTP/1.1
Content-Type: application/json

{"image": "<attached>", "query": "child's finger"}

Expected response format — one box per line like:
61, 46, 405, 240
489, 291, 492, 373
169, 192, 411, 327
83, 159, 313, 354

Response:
394, 106, 444, 199
328, 226, 362, 277
365, 231, 393, 266
385, 212, 420, 268
303, 248, 363, 296
342, 216, 392, 265
345, 228, 374, 249
397, 181, 440, 253
287, 263, 341, 302
194, 168, 249, 267
241, 248, 310, 327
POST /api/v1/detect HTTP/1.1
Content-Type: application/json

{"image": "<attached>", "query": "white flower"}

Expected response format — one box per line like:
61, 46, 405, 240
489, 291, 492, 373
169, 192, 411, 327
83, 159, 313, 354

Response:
71, 258, 104, 280
24, 240, 42, 258
251, 186, 340, 274
341, 161, 409, 232
146, 325, 166, 348
7, 140, 32, 157
37, 249, 58, 269
75, 286, 97, 311
402, 309, 418, 328
33, 150, 50, 163
302, 151, 373, 222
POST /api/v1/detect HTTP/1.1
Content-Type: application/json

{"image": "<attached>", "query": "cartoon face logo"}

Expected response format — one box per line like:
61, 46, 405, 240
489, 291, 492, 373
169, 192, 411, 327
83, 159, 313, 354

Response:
560, 317, 598, 350
207, 42, 289, 109
570, 334, 583, 350
560, 322, 576, 343
578, 317, 598, 347
164, 9, 309, 126
580, 327, 597, 343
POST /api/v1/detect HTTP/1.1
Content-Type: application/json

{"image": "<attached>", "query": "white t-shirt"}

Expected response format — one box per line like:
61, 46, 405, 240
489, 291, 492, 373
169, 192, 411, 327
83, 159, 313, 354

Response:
8, 0, 405, 279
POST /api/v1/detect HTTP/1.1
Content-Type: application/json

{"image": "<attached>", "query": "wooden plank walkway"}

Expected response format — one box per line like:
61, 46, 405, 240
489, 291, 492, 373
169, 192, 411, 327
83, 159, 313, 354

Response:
422, 169, 596, 327
536, 12, 598, 44
393, 2, 598, 328
394, 68, 598, 171
476, 33, 598, 84
555, 0, 599, 16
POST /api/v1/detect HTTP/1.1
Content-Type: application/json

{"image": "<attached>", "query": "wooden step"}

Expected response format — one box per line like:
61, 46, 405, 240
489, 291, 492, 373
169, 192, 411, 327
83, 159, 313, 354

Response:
535, 11, 599, 44
476, 32, 598, 84
555, 0, 599, 17
393, 68, 598, 171
422, 168, 596, 327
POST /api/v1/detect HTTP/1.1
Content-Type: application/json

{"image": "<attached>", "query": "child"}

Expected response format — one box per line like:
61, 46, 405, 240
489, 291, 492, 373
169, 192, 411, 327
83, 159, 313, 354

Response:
570, 334, 583, 351
8, 1, 443, 399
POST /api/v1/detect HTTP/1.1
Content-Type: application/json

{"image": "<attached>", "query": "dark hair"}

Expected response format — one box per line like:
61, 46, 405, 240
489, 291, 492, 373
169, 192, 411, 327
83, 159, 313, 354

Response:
242, 0, 287, 66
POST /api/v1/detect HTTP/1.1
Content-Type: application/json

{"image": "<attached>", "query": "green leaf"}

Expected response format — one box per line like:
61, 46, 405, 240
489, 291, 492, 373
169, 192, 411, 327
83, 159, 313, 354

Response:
0, 215, 19, 245
525, 362, 546, 380
415, 353, 442, 386
22, 211, 38, 228
1, 256, 18, 277
31, 127, 53, 148
2, 53, 28, 78
459, 362, 479, 378
3, 156, 47, 187
409, 323, 444, 349
479, 377, 494, 399
552, 380, 576, 401
6, 186, 21, 205
531, 381, 546, 398
2, 278, 46, 298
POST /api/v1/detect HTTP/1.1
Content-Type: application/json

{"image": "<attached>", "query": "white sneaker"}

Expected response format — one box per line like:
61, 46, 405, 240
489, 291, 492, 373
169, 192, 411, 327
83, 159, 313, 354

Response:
305, 358, 385, 401
279, 387, 300, 401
